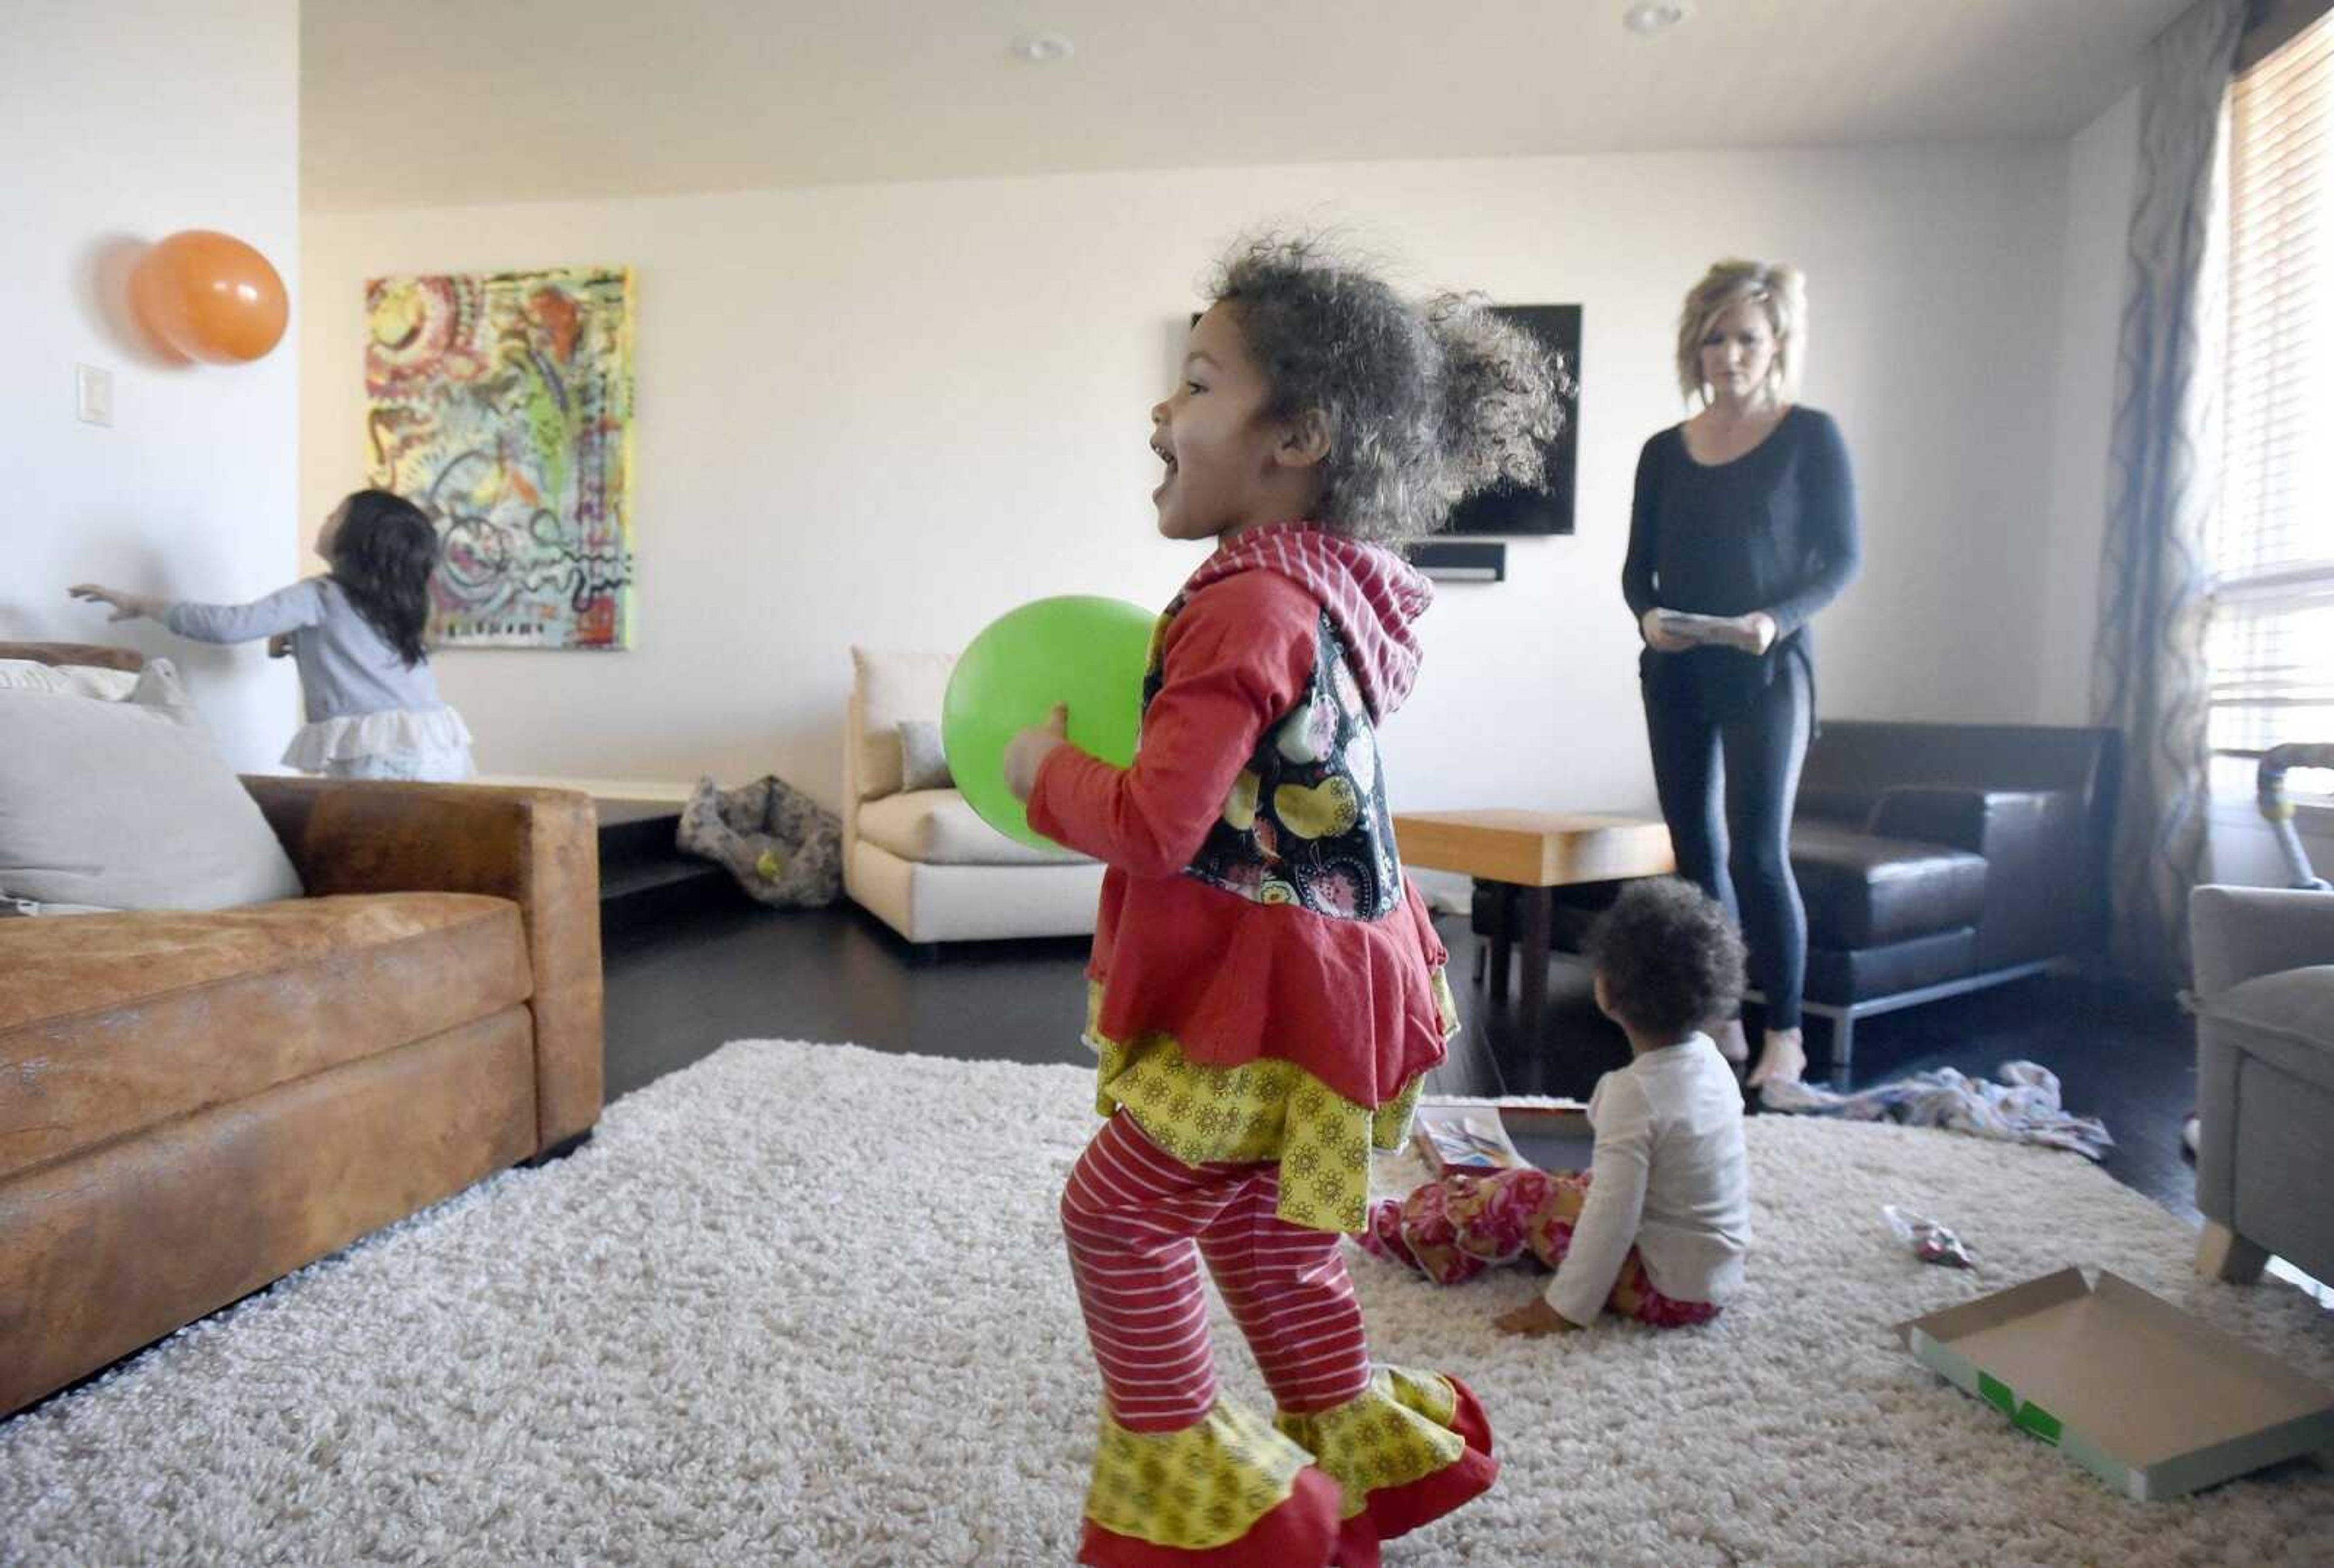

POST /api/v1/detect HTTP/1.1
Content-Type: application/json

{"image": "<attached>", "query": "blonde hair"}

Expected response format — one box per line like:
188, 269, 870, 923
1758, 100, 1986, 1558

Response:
1675, 260, 1806, 405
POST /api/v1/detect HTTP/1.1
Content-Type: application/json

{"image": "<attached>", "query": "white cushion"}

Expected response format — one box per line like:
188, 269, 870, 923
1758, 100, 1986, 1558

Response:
850, 647, 955, 802
0, 659, 140, 700
849, 839, 1104, 943
856, 789, 1088, 868
0, 661, 305, 911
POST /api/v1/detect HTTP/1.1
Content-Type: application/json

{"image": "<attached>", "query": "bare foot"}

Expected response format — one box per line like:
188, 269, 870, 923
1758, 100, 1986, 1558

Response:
1745, 1028, 1806, 1088
1495, 1298, 1582, 1336
1713, 1018, 1749, 1065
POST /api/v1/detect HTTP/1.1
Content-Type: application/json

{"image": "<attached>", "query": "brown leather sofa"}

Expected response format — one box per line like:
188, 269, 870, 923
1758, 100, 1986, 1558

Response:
0, 646, 602, 1417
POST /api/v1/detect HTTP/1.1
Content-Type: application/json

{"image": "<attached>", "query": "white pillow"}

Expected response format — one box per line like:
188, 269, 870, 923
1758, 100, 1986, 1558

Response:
850, 647, 956, 802
0, 659, 140, 700
0, 661, 305, 910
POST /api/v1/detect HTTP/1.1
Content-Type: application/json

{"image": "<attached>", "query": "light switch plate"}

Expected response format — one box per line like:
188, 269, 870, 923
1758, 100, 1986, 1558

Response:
75, 363, 113, 427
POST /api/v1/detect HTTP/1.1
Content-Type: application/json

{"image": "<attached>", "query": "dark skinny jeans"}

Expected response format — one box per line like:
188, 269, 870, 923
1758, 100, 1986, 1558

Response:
1642, 654, 1812, 1031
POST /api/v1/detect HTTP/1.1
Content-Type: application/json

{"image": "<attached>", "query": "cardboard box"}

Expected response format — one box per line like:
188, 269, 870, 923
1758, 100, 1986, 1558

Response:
1410, 1098, 1594, 1175
1411, 1105, 1530, 1176
1901, 1268, 2334, 1500
1497, 1102, 1595, 1174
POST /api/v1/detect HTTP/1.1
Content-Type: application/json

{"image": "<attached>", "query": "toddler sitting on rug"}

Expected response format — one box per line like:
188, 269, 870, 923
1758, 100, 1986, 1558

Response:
1360, 878, 1752, 1334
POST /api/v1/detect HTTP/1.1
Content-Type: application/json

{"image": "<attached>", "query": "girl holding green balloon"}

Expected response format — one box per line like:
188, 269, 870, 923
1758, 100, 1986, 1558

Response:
999, 234, 1561, 1568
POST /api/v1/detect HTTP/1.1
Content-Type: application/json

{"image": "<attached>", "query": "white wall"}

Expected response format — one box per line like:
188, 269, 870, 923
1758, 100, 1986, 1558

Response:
2, 0, 301, 771
2037, 88, 2143, 726
303, 141, 2073, 814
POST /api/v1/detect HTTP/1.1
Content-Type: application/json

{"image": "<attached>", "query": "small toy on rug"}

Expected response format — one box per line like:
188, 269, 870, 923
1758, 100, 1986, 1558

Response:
1364, 879, 1752, 1340
1883, 1203, 1975, 1268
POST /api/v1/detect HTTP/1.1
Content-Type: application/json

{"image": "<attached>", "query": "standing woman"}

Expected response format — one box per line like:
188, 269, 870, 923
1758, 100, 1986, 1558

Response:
1623, 260, 1859, 1088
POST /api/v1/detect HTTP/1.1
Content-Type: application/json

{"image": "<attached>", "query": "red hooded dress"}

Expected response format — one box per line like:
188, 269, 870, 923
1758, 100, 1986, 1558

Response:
1029, 524, 1496, 1568
1028, 523, 1461, 1231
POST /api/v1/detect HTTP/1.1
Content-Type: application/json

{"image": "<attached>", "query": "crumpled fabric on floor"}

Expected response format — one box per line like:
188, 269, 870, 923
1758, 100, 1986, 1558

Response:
1757, 1060, 2113, 1160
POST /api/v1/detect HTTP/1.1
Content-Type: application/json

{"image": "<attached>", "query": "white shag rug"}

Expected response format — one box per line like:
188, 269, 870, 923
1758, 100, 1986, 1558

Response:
5, 1041, 2331, 1568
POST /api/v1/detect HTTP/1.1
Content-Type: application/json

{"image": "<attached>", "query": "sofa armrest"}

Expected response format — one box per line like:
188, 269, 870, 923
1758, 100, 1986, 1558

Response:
1868, 785, 2040, 854
242, 776, 603, 1149
1871, 785, 2093, 968
2189, 884, 2334, 997
0, 641, 145, 672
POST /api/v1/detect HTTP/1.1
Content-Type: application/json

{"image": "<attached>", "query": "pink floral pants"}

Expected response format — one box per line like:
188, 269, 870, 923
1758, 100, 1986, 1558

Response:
1359, 1167, 1722, 1328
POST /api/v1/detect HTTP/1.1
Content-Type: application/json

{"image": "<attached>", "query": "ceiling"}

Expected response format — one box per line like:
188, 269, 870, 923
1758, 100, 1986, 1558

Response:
301, 0, 2190, 213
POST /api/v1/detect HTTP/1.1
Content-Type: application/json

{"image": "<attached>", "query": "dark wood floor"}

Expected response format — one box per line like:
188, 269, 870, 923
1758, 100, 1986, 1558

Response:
604, 897, 2203, 1220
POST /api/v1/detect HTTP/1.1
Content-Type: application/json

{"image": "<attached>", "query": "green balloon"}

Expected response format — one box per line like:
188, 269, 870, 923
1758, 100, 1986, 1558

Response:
944, 595, 1157, 851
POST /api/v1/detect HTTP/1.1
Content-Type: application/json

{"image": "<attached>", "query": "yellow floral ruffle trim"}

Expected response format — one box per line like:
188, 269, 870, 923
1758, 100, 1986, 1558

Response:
1272, 1367, 1467, 1520
1084, 973, 1456, 1233
1084, 1400, 1312, 1550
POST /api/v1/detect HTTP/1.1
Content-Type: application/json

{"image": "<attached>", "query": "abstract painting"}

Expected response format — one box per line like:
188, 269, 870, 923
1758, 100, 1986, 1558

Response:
364, 265, 636, 649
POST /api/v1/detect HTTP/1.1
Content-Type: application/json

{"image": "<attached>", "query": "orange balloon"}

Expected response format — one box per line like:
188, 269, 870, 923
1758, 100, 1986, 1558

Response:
129, 230, 287, 364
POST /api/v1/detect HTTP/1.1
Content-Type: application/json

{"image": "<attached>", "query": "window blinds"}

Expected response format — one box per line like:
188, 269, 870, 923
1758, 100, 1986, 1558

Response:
2213, 9, 2334, 756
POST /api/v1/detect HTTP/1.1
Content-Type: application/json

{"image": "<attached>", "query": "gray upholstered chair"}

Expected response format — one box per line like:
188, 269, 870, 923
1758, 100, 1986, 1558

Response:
2188, 883, 2334, 1285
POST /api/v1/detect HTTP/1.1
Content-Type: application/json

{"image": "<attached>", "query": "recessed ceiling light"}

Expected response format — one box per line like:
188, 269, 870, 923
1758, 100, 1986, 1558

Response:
1623, 1, 1693, 35
1011, 33, 1075, 63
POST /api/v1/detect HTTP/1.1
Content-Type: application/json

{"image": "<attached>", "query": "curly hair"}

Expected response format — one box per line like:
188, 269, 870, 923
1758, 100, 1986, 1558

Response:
1583, 878, 1747, 1042
328, 489, 439, 667
1207, 233, 1567, 546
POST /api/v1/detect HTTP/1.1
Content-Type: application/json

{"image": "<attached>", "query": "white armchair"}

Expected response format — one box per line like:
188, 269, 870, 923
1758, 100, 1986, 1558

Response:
844, 647, 1104, 946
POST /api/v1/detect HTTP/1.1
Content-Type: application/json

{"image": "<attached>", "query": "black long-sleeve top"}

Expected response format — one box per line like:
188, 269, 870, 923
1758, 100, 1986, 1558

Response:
1621, 405, 1861, 720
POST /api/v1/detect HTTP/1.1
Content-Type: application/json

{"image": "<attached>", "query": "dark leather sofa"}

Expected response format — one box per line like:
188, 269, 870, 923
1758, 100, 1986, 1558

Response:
1770, 721, 2121, 1066
1484, 721, 2121, 1073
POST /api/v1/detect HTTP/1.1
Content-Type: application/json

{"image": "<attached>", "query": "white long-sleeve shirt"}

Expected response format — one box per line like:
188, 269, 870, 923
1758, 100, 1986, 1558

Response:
1546, 1034, 1750, 1325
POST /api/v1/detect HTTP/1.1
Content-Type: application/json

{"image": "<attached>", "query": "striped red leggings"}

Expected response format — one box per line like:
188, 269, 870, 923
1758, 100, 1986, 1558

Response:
1059, 1112, 1370, 1431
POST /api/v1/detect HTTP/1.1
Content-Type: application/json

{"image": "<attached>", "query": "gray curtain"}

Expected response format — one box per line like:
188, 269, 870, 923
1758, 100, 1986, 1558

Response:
2093, 0, 2246, 982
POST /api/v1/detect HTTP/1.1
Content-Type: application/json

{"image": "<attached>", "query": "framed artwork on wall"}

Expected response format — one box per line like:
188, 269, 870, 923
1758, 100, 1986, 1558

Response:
364, 264, 636, 650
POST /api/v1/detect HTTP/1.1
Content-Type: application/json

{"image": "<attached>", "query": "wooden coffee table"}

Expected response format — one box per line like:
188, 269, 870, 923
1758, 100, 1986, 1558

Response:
1394, 810, 1676, 1042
